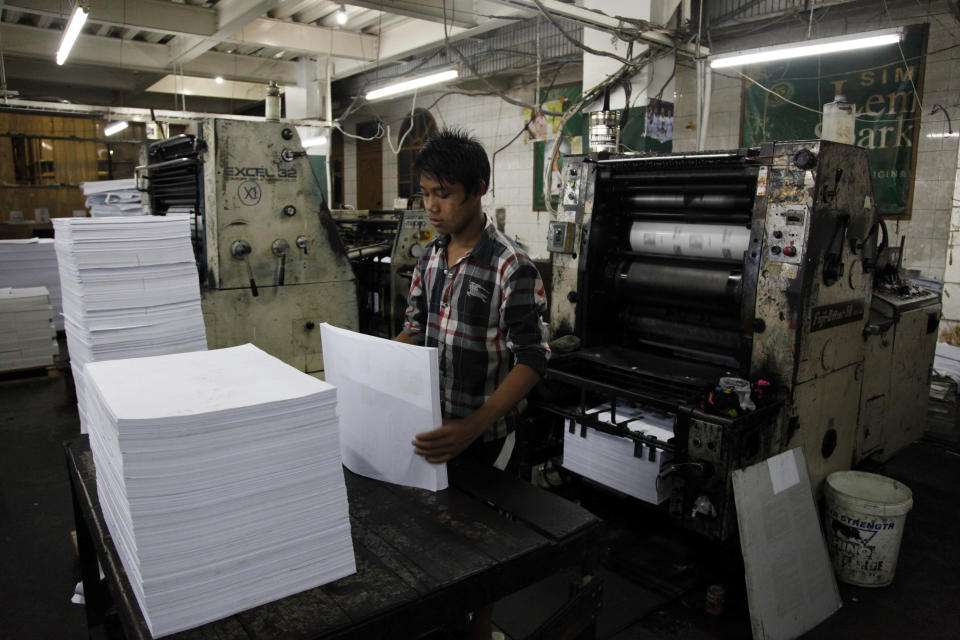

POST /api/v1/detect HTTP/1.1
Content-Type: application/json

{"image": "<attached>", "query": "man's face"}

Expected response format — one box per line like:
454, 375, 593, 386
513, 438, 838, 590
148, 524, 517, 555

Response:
420, 173, 484, 237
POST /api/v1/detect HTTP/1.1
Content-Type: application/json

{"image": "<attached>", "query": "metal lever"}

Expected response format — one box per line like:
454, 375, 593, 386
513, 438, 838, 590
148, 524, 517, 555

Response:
272, 239, 290, 286
296, 235, 309, 255
231, 240, 258, 297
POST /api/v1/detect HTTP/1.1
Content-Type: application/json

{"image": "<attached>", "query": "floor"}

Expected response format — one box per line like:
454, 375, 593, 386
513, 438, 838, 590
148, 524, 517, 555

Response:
1, 357, 959, 640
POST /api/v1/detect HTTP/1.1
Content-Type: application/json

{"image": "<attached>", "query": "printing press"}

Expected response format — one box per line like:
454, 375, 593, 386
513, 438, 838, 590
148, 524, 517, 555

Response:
138, 119, 358, 373
546, 140, 890, 540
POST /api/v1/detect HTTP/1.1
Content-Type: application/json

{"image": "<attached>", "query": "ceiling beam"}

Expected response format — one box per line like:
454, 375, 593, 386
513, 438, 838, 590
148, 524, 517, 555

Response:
4, 0, 376, 62
270, 0, 318, 20
169, 0, 284, 64
0, 22, 299, 84
344, 0, 479, 28
4, 0, 217, 38
227, 18, 378, 61
488, 0, 706, 57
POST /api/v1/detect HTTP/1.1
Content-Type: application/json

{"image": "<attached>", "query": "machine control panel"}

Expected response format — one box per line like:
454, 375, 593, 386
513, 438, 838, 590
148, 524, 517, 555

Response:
561, 158, 583, 209
547, 221, 576, 254
688, 419, 724, 463
764, 204, 807, 265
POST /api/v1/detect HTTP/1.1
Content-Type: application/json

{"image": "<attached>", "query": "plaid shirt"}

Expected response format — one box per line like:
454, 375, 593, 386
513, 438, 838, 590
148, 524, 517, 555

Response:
403, 216, 550, 441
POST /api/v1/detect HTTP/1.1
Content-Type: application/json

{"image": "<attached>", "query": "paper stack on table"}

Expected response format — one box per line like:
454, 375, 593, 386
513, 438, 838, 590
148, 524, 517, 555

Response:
0, 287, 58, 372
0, 238, 64, 329
84, 344, 356, 638
563, 402, 675, 504
320, 323, 447, 492
81, 179, 145, 217
53, 216, 207, 433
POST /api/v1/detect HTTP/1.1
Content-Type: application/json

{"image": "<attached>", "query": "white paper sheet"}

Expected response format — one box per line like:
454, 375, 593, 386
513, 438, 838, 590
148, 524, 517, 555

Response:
320, 323, 447, 492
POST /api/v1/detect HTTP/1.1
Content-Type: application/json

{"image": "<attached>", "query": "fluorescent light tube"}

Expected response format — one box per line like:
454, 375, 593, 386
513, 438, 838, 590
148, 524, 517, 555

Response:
104, 121, 129, 136
365, 69, 459, 101
709, 28, 903, 69
56, 4, 89, 66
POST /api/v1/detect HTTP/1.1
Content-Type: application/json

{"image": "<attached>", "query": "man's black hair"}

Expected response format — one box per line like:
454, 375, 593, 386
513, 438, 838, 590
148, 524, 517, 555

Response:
414, 128, 490, 198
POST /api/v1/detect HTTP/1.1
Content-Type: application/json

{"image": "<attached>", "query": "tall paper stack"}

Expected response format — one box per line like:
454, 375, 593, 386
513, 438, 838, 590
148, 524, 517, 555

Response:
84, 344, 356, 637
0, 287, 58, 372
53, 216, 207, 433
81, 179, 145, 217
0, 238, 64, 330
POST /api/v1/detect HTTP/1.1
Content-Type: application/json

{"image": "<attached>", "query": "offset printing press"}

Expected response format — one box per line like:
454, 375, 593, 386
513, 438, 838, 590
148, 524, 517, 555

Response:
546, 141, 884, 539
138, 119, 359, 374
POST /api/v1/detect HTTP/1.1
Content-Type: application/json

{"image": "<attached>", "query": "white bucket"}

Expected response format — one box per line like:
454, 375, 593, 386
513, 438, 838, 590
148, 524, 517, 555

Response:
823, 471, 913, 587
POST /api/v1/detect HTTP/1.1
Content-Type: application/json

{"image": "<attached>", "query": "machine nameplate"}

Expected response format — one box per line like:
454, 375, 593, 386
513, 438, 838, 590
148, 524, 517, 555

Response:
223, 166, 298, 179
811, 300, 865, 332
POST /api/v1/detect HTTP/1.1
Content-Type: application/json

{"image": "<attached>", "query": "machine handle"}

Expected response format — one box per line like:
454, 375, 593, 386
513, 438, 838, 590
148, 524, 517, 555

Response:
231, 240, 259, 297
272, 239, 290, 287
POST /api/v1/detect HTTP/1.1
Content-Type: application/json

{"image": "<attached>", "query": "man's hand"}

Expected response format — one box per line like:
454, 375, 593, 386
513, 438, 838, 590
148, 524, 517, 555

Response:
412, 417, 488, 463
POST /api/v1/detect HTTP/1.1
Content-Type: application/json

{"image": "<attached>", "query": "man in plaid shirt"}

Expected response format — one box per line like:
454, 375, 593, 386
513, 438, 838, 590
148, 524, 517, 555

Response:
396, 128, 549, 473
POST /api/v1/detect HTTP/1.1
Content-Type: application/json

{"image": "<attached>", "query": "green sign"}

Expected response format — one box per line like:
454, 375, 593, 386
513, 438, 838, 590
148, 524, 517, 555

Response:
742, 25, 927, 217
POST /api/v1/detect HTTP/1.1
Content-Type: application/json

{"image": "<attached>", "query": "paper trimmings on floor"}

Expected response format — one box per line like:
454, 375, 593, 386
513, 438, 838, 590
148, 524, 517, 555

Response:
84, 344, 356, 638
320, 323, 447, 492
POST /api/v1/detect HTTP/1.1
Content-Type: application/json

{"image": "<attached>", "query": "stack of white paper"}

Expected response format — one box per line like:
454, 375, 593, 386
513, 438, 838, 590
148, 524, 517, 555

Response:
81, 179, 145, 217
84, 344, 356, 637
0, 287, 58, 371
53, 216, 207, 433
0, 238, 64, 330
320, 323, 447, 492
563, 402, 675, 504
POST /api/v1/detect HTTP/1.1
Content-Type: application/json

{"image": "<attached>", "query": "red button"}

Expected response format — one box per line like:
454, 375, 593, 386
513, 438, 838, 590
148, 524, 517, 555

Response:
783, 246, 796, 257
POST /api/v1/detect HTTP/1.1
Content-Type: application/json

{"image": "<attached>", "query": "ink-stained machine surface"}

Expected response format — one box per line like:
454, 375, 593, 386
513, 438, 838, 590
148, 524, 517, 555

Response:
546, 141, 889, 540
138, 120, 359, 374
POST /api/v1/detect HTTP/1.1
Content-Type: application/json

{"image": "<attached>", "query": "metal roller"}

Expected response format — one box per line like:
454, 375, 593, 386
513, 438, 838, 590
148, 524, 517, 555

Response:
620, 193, 753, 211
618, 183, 753, 194
628, 222, 751, 262
625, 211, 752, 225
609, 167, 758, 183
614, 259, 743, 309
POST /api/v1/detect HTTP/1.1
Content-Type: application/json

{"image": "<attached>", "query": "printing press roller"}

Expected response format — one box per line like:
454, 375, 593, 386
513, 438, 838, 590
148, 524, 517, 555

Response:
612, 260, 743, 313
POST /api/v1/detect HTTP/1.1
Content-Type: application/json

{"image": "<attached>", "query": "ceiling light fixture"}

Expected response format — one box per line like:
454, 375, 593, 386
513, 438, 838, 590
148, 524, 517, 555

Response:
709, 27, 903, 69
365, 69, 459, 101
336, 5, 348, 25
104, 121, 129, 136
215, 76, 224, 84
56, 2, 89, 65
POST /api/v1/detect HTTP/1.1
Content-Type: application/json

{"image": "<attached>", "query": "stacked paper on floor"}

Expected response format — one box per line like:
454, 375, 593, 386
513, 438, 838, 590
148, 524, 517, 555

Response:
81, 179, 145, 217
0, 238, 64, 330
0, 287, 58, 371
84, 344, 356, 637
563, 402, 675, 504
320, 323, 447, 492
53, 216, 207, 433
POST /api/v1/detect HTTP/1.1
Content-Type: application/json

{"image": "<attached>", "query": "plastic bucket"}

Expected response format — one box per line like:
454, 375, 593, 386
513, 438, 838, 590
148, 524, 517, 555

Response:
823, 471, 913, 587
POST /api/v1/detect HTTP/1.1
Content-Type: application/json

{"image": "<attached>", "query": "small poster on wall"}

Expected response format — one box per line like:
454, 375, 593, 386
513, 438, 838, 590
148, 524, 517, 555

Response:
645, 99, 674, 143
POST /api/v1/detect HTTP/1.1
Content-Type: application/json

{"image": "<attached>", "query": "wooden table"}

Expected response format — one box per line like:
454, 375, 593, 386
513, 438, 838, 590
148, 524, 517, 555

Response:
66, 436, 604, 639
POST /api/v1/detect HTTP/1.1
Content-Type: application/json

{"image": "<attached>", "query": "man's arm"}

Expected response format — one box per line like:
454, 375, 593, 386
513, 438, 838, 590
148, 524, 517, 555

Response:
412, 363, 540, 463
394, 330, 416, 344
